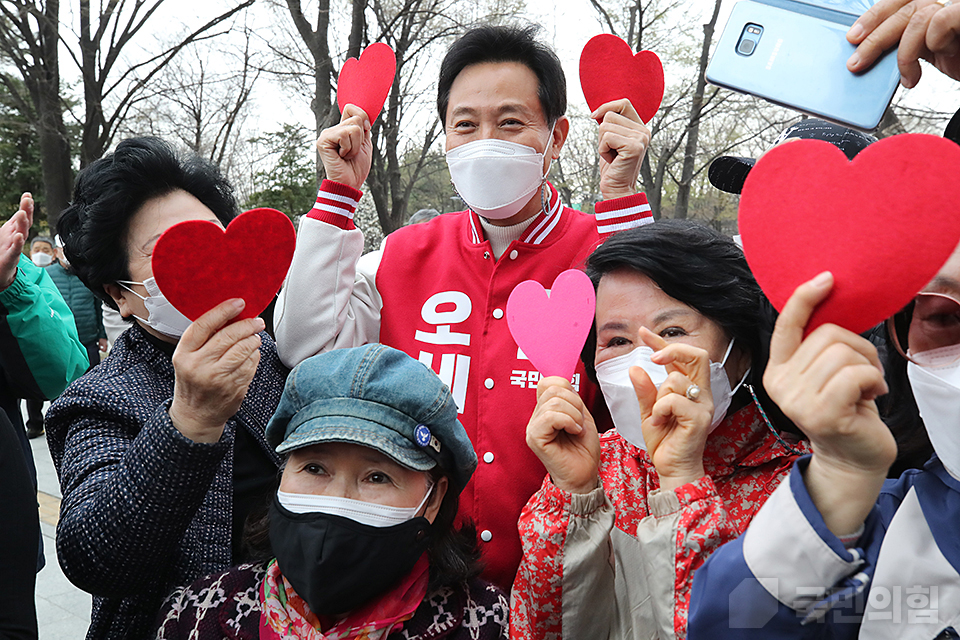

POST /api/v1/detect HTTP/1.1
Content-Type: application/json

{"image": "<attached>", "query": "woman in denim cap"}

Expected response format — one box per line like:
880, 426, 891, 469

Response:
157, 344, 509, 639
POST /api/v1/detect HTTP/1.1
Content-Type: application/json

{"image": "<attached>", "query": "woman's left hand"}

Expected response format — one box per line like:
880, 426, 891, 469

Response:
630, 327, 714, 491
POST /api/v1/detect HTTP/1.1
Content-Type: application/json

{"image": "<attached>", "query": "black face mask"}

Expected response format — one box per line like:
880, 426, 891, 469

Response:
268, 496, 432, 616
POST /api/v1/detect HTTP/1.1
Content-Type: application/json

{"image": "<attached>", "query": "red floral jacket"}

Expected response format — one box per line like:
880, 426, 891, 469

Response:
510, 401, 809, 640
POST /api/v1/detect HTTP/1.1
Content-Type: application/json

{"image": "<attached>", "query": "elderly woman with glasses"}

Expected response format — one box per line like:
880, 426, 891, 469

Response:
688, 246, 960, 638
47, 137, 287, 639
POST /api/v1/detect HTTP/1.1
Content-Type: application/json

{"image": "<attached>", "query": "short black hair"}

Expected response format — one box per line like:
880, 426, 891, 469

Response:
877, 310, 934, 476
582, 220, 795, 434
437, 24, 567, 126
57, 137, 237, 310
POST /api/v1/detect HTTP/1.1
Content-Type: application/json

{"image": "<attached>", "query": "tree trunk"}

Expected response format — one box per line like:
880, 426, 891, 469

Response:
36, 91, 73, 230
35, 0, 72, 228
78, 0, 106, 168
674, 0, 722, 219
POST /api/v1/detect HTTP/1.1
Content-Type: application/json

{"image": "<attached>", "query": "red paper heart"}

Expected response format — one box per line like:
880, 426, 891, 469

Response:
152, 208, 296, 322
337, 42, 396, 123
579, 34, 664, 124
740, 134, 960, 335
506, 269, 596, 380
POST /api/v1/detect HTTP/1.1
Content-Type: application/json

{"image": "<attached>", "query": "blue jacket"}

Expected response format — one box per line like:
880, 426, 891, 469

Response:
688, 455, 960, 639
46, 323, 285, 640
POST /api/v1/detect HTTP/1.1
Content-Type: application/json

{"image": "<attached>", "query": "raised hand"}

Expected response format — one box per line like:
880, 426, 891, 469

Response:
168, 299, 264, 443
593, 99, 651, 201
316, 104, 374, 191
630, 327, 714, 491
763, 272, 896, 535
0, 193, 34, 290
847, 0, 960, 87
526, 376, 602, 495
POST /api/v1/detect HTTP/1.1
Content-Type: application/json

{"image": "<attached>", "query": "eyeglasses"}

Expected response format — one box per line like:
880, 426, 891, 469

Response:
887, 292, 960, 366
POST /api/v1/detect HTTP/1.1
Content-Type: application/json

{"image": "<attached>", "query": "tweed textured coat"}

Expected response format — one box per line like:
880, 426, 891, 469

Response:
46, 323, 286, 640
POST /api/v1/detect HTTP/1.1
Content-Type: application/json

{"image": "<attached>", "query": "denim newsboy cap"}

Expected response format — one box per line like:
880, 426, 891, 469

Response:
265, 344, 478, 490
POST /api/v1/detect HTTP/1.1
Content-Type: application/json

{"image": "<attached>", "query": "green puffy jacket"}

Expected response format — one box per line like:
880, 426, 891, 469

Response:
0, 254, 88, 400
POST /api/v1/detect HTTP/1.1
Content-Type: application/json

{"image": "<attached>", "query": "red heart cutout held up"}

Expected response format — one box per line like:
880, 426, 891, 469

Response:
506, 269, 596, 380
740, 134, 960, 335
337, 42, 396, 123
580, 34, 664, 124
152, 208, 296, 322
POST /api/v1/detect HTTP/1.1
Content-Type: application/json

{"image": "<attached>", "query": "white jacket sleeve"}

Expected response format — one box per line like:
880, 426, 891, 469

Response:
273, 181, 384, 368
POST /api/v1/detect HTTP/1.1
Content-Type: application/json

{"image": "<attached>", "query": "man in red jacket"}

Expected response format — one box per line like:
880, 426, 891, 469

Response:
275, 24, 653, 589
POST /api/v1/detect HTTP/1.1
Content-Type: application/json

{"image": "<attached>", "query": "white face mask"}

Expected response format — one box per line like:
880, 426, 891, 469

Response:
709, 338, 751, 432
277, 482, 435, 528
445, 130, 552, 220
906, 348, 960, 480
117, 277, 193, 340
595, 339, 749, 450
596, 346, 668, 450
31, 252, 54, 267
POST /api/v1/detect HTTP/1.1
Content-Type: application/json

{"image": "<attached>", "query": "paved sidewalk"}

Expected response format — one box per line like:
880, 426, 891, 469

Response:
27, 402, 92, 639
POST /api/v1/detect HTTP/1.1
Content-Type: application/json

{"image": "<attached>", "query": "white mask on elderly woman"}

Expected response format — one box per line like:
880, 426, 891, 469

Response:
117, 277, 192, 339
595, 339, 749, 450
906, 346, 960, 480
596, 346, 666, 450
277, 482, 434, 528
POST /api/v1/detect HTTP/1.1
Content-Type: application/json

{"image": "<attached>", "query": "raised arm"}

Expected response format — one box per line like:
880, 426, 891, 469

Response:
763, 272, 895, 535
273, 106, 383, 367
688, 273, 898, 639
0, 193, 88, 399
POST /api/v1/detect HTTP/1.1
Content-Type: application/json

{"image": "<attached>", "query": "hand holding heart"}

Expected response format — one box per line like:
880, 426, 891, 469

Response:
630, 328, 714, 491
763, 273, 895, 536
526, 376, 601, 495
317, 104, 373, 191
580, 33, 661, 200
169, 299, 265, 444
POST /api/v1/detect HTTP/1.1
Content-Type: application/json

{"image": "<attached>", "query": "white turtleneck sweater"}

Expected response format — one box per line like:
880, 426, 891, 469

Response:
478, 215, 538, 260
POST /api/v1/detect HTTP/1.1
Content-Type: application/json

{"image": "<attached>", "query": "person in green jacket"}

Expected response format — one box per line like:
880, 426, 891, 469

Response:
0, 192, 88, 576
24, 235, 107, 438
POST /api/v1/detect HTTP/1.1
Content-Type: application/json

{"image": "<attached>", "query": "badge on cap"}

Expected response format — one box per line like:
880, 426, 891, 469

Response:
415, 424, 442, 454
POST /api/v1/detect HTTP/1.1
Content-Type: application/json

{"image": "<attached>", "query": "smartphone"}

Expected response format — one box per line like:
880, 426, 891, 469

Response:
706, 0, 900, 131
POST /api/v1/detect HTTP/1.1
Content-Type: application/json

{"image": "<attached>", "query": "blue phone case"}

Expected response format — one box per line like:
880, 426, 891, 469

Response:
706, 0, 899, 131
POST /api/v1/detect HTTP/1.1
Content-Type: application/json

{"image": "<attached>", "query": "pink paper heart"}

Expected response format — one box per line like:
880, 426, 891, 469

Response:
740, 133, 960, 335
337, 42, 396, 123
152, 208, 296, 322
506, 269, 597, 379
579, 34, 664, 124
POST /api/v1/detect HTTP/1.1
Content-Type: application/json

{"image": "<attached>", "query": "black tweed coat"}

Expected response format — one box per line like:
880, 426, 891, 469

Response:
45, 323, 286, 640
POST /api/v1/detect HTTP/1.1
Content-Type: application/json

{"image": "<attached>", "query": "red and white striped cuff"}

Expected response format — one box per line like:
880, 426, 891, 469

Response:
594, 193, 653, 238
306, 180, 362, 230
